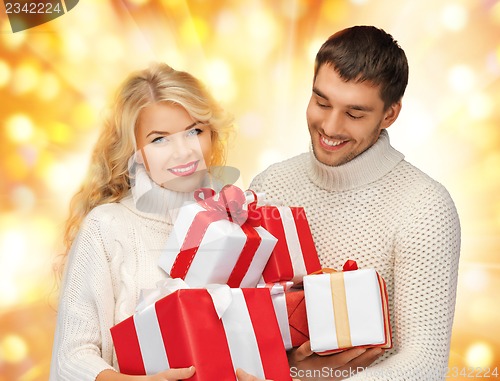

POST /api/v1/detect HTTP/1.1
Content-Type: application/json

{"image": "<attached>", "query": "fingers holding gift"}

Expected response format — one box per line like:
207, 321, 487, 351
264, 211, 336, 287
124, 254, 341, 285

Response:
154, 366, 196, 380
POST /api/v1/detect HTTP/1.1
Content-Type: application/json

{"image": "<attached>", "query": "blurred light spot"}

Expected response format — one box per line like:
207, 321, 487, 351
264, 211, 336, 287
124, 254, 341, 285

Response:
127, 0, 150, 5
96, 35, 125, 62
205, 59, 231, 87
204, 59, 236, 102
4, 154, 29, 181
63, 31, 88, 61
351, 0, 369, 4
491, 1, 500, 25
308, 38, 324, 64
216, 10, 237, 35
441, 4, 468, 31
180, 17, 209, 45
45, 163, 73, 193
467, 93, 493, 120
11, 62, 40, 95
37, 73, 60, 101
448, 65, 475, 93
71, 102, 97, 131
462, 267, 488, 292
465, 342, 494, 367
322, 1, 349, 23
5, 114, 34, 143
246, 10, 276, 42
0, 335, 28, 363
0, 230, 27, 267
1, 27, 27, 49
278, 0, 306, 20
49, 122, 72, 144
0, 59, 11, 88
10, 186, 36, 214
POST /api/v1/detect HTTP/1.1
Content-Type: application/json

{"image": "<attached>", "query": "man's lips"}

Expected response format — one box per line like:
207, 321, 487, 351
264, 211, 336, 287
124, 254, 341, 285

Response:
319, 135, 349, 151
168, 160, 199, 177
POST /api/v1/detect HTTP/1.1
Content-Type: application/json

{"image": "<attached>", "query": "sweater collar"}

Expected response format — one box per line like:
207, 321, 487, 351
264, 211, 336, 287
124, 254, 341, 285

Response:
308, 130, 404, 191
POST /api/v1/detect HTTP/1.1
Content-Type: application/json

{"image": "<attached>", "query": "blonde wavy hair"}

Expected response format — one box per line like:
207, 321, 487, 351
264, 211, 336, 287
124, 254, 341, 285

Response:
61, 63, 234, 262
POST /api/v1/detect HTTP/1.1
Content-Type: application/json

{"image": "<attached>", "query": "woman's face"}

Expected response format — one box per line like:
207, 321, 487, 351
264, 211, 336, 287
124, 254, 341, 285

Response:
135, 102, 213, 192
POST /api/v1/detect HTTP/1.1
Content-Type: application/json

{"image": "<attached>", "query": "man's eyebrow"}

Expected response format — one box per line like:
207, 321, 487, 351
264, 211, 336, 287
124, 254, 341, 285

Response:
145, 122, 200, 138
346, 104, 374, 112
312, 87, 328, 99
313, 87, 374, 112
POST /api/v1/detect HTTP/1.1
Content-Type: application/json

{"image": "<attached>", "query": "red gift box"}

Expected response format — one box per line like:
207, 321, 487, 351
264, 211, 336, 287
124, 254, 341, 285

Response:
260, 283, 309, 350
258, 206, 321, 284
111, 286, 292, 381
159, 186, 277, 288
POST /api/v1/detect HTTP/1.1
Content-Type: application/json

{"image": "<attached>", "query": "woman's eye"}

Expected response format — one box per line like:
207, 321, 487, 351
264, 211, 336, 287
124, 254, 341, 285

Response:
187, 128, 203, 137
152, 136, 168, 144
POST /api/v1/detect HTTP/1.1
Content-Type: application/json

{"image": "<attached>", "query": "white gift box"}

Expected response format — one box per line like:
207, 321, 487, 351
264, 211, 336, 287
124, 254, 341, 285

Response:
303, 267, 391, 353
159, 200, 277, 288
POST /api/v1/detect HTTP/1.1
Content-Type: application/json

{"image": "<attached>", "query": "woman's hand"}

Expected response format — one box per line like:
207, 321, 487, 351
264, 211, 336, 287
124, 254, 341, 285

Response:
288, 341, 384, 381
149, 366, 196, 380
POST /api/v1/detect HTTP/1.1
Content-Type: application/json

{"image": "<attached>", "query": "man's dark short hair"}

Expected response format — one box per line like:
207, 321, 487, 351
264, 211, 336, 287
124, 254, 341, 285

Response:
315, 25, 409, 108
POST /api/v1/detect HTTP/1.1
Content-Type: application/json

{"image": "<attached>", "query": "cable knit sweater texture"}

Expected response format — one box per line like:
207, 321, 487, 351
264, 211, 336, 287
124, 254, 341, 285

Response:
49, 179, 194, 380
250, 130, 461, 380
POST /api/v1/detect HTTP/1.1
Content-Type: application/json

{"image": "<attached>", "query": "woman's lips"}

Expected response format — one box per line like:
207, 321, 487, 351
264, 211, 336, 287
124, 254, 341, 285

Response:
168, 160, 199, 177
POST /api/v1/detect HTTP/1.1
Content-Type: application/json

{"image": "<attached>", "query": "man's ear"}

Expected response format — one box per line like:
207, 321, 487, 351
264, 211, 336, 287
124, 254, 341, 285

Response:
381, 100, 402, 129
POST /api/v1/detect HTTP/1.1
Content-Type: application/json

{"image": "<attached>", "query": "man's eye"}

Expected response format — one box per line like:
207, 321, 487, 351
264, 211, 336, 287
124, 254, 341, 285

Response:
316, 101, 330, 108
347, 112, 363, 120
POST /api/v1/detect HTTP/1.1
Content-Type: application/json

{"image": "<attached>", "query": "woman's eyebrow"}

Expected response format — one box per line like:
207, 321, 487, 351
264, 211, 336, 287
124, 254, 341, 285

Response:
146, 122, 201, 138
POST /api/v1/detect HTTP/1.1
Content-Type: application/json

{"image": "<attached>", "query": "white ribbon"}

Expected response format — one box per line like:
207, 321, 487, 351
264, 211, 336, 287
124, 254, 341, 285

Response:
278, 207, 308, 284
257, 282, 294, 350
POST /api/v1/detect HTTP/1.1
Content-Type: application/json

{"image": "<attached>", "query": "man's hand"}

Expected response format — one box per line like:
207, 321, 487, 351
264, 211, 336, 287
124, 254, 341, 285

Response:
288, 341, 384, 381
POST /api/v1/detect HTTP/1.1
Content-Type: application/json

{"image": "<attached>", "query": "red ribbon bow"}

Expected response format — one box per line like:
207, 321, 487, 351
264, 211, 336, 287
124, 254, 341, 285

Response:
194, 185, 261, 227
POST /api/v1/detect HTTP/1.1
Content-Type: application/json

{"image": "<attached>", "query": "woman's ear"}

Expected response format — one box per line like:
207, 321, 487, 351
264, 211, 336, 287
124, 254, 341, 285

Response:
381, 100, 402, 129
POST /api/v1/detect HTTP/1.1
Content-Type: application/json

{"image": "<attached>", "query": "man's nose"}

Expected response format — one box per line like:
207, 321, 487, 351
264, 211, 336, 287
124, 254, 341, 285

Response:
322, 110, 344, 137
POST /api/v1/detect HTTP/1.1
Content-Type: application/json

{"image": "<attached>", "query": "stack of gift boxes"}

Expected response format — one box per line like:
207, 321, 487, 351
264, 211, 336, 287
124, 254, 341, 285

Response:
110, 185, 392, 381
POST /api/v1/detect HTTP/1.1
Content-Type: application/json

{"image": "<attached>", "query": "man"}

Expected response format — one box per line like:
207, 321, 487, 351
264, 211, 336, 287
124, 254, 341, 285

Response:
251, 26, 460, 380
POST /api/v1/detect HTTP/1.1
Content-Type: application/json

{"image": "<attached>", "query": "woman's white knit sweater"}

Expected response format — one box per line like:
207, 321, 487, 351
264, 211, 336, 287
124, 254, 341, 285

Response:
250, 130, 461, 380
49, 177, 194, 380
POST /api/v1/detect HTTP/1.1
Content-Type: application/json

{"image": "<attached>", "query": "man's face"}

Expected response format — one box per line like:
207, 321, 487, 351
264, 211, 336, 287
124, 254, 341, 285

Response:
307, 64, 401, 167
135, 102, 212, 192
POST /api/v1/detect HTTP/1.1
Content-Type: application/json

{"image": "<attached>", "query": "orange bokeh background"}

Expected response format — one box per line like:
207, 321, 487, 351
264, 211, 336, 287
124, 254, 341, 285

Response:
1, 1, 499, 380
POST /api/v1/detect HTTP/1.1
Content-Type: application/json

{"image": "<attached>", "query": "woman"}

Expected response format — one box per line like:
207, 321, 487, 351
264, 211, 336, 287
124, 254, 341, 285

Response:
49, 63, 261, 380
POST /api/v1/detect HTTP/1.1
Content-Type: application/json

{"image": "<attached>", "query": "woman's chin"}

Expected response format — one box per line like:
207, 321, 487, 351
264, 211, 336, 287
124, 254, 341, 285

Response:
158, 170, 207, 193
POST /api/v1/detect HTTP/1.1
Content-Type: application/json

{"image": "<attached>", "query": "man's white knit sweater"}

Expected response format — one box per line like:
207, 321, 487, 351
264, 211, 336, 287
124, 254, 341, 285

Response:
250, 130, 461, 380
50, 176, 194, 380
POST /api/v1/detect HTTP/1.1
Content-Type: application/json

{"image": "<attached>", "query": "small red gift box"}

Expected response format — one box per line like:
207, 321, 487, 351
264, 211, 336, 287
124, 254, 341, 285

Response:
111, 285, 291, 381
159, 185, 277, 288
258, 205, 321, 284
260, 282, 309, 350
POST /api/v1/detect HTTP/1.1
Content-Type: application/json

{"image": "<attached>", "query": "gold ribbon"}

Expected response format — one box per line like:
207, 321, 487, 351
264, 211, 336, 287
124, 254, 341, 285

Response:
329, 272, 352, 349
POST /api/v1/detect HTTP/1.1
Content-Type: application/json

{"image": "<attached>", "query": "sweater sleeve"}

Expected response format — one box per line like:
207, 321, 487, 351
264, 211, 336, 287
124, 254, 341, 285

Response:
49, 208, 120, 381
349, 184, 461, 380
